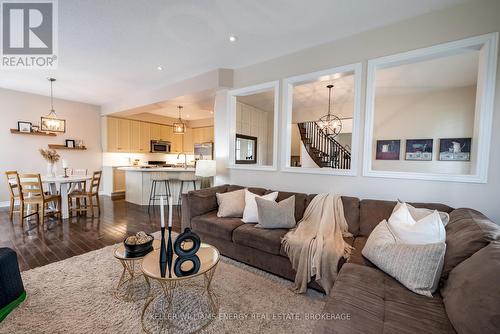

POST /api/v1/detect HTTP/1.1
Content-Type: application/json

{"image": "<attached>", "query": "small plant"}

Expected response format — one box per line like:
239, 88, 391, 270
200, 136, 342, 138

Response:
39, 148, 60, 163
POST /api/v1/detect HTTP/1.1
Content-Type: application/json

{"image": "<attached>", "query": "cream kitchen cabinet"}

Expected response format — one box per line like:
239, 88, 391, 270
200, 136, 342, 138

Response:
170, 128, 183, 153
160, 125, 170, 142
183, 127, 194, 153
130, 120, 141, 152
140, 122, 150, 152
192, 126, 214, 144
106, 117, 131, 152
150, 123, 161, 140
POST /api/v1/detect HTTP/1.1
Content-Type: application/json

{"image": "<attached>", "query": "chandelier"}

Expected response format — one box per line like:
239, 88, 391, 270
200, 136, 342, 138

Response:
40, 78, 66, 133
317, 84, 342, 138
172, 105, 186, 134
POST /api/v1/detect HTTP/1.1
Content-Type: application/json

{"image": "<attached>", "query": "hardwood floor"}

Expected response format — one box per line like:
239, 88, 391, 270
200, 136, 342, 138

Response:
0, 196, 182, 272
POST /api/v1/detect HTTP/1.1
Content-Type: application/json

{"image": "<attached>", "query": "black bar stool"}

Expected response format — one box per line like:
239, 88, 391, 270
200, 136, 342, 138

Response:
148, 172, 171, 212
178, 172, 197, 206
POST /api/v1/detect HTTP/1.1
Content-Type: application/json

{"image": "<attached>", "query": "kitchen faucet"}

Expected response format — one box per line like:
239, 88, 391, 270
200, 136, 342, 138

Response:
177, 152, 187, 169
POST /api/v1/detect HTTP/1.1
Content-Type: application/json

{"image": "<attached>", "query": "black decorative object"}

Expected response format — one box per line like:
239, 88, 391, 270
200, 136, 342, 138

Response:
174, 255, 201, 277
166, 226, 173, 278
159, 227, 168, 278
174, 228, 201, 257
123, 237, 154, 258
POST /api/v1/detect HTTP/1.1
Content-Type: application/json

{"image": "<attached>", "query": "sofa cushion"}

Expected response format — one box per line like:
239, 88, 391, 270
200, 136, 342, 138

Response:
441, 241, 500, 334
341, 196, 360, 236
191, 211, 243, 241
227, 185, 267, 196
348, 236, 375, 267
186, 184, 229, 217
313, 263, 456, 334
359, 199, 453, 236
232, 224, 289, 255
265, 191, 310, 222
442, 208, 500, 280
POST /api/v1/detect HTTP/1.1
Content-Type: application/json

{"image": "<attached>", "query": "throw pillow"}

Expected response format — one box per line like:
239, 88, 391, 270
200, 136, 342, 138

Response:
393, 201, 450, 226
242, 189, 278, 223
388, 202, 446, 244
255, 196, 296, 229
362, 220, 446, 296
215, 189, 245, 218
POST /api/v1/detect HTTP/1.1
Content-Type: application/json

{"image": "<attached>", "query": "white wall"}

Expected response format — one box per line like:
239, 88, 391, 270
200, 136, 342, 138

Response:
214, 0, 500, 223
0, 88, 102, 203
372, 86, 476, 174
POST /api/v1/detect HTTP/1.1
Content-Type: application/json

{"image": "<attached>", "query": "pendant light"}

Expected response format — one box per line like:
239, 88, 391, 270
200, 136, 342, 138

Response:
173, 105, 186, 134
317, 84, 342, 138
41, 77, 66, 133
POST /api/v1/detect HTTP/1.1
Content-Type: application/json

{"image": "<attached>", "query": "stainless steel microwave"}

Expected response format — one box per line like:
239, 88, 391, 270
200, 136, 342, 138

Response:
150, 140, 171, 153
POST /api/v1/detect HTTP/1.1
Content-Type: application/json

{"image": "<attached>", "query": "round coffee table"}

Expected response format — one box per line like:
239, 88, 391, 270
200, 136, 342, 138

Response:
113, 239, 160, 301
140, 242, 220, 334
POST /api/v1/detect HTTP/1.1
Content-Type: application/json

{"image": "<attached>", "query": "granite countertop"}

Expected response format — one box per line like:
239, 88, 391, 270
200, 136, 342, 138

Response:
118, 166, 196, 172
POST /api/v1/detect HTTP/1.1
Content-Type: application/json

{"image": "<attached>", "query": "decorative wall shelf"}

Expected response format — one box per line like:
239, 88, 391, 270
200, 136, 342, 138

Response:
10, 129, 56, 136
48, 144, 87, 150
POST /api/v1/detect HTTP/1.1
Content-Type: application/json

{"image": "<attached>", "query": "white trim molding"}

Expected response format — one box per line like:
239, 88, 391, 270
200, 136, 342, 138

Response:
363, 32, 498, 183
280, 63, 363, 176
227, 80, 280, 171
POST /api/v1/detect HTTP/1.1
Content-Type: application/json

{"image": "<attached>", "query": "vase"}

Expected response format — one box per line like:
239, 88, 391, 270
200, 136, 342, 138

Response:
46, 162, 56, 177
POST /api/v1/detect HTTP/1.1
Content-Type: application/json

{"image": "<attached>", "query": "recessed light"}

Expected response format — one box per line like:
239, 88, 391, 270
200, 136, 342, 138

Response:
228, 35, 238, 43
157, 65, 164, 71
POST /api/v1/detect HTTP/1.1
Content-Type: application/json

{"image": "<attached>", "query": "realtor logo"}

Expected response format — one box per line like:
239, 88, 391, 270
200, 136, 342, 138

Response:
1, 0, 58, 68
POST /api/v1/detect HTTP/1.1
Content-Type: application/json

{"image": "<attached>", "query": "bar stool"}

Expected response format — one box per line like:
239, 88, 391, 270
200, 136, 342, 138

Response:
178, 172, 197, 205
148, 172, 171, 212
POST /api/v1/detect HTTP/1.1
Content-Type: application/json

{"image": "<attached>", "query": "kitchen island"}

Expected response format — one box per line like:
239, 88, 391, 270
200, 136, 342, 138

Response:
118, 167, 198, 206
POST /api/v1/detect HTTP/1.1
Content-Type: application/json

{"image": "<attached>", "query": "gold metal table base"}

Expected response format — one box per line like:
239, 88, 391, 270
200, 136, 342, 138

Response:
114, 258, 151, 302
141, 264, 219, 334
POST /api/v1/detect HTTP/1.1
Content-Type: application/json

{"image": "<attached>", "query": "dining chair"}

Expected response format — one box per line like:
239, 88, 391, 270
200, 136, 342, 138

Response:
4, 171, 20, 221
68, 171, 102, 217
18, 173, 62, 227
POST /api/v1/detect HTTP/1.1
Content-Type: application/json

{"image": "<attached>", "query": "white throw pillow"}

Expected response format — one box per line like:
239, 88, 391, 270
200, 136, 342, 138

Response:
362, 220, 446, 297
388, 203, 445, 244
393, 201, 450, 226
242, 189, 278, 223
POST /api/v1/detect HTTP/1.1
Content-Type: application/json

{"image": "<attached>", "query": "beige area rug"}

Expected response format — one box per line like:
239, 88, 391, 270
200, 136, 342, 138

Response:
0, 235, 326, 334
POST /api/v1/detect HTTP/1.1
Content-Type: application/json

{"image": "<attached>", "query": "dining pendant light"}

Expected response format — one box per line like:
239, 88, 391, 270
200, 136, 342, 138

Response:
317, 84, 342, 138
40, 77, 66, 133
47, 78, 57, 118
172, 105, 186, 134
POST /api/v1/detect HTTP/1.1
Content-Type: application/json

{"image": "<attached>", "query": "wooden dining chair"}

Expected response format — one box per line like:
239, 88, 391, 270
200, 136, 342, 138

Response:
18, 173, 62, 227
5, 171, 20, 221
68, 171, 102, 217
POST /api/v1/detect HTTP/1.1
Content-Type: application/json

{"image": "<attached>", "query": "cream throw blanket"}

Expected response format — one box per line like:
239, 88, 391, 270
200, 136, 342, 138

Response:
282, 194, 352, 294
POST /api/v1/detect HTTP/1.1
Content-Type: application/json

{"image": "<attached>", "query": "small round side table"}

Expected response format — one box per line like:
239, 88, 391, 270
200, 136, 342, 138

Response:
140, 243, 220, 334
113, 239, 160, 302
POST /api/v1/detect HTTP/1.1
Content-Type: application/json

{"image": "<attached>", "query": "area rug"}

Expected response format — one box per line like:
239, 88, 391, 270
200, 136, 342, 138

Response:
0, 235, 326, 333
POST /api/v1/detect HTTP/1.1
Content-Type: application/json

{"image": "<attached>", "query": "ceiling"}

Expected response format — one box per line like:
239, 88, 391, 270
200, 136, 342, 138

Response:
0, 0, 468, 107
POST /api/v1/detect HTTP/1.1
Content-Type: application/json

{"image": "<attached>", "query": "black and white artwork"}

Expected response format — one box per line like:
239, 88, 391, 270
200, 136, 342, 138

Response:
439, 138, 471, 161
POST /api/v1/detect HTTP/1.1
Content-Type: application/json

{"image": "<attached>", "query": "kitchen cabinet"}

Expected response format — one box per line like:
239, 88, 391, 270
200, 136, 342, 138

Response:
130, 120, 141, 152
106, 117, 119, 151
170, 128, 183, 153
160, 125, 170, 142
183, 127, 194, 153
113, 168, 126, 192
117, 118, 130, 152
140, 122, 150, 152
150, 123, 161, 140
192, 126, 214, 144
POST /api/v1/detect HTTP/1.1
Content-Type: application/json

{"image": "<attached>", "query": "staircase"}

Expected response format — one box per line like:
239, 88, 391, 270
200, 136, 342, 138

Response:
297, 122, 351, 169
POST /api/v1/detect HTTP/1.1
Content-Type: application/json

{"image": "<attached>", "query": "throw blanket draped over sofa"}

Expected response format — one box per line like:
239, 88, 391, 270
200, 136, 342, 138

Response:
282, 194, 353, 294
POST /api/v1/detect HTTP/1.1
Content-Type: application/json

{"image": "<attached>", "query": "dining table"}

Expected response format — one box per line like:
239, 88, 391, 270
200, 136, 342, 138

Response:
42, 175, 92, 219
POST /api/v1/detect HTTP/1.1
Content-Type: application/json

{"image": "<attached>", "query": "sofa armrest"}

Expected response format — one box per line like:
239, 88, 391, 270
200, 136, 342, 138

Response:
181, 184, 229, 231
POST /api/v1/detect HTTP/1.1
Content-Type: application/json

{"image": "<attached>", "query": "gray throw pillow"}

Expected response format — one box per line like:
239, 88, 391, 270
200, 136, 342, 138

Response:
216, 189, 245, 218
362, 220, 446, 297
255, 196, 296, 229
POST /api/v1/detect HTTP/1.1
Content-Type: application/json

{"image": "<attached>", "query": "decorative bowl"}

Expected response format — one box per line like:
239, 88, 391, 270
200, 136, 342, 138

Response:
123, 233, 154, 258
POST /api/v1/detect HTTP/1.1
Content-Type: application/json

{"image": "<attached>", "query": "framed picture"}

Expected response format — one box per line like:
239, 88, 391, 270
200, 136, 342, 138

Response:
65, 139, 75, 148
405, 139, 433, 161
376, 140, 400, 160
41, 117, 66, 133
439, 138, 471, 161
17, 121, 32, 133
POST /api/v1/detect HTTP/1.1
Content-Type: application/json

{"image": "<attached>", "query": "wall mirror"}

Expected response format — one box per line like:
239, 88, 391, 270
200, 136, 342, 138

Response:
281, 63, 362, 175
235, 134, 257, 164
228, 81, 279, 170
364, 33, 498, 183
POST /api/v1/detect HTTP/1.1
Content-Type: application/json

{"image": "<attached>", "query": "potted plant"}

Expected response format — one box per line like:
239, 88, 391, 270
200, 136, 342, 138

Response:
39, 148, 60, 177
